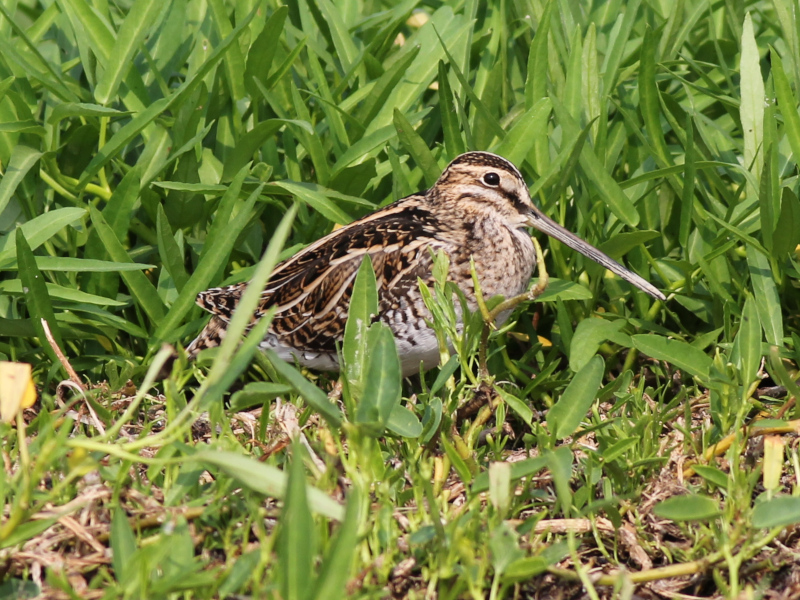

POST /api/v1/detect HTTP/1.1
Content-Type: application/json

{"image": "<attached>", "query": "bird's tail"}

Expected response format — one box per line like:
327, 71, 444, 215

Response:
185, 316, 228, 358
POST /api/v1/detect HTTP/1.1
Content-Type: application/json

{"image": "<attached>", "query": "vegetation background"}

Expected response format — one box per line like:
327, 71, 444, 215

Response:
1, 0, 800, 597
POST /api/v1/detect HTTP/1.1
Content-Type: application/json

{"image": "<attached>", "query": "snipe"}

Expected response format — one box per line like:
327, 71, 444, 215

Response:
187, 152, 664, 375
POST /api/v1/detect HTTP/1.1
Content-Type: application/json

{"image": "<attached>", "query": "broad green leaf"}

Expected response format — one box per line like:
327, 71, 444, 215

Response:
525, 0, 552, 108
632, 334, 712, 380
562, 29, 582, 121
692, 465, 729, 489
535, 279, 593, 302
229, 382, 293, 412
680, 114, 696, 247
47, 103, 130, 125
504, 557, 549, 580
494, 386, 532, 427
601, 437, 639, 463
342, 257, 378, 391
550, 96, 638, 226
752, 496, 800, 528
597, 231, 660, 259
739, 12, 764, 200
207, 0, 246, 103
195, 450, 344, 520
489, 521, 523, 574
358, 45, 420, 128
654, 494, 721, 521
569, 319, 629, 372
366, 9, 471, 134
639, 26, 673, 170
438, 60, 465, 157
356, 324, 402, 434
217, 551, 260, 597
547, 355, 604, 439
77, 5, 259, 189
746, 245, 783, 346
736, 294, 761, 392
472, 456, 548, 493
156, 204, 189, 294
385, 404, 423, 438
547, 447, 575, 516
330, 111, 430, 176
773, 188, 800, 255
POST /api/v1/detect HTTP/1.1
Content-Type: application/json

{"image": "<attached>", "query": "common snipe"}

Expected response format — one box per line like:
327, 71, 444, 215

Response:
187, 152, 664, 375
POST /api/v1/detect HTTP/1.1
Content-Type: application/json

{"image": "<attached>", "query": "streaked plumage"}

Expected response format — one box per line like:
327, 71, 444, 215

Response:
187, 152, 664, 375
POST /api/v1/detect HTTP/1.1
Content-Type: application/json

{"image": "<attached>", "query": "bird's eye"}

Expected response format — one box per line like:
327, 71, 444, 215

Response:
483, 172, 500, 186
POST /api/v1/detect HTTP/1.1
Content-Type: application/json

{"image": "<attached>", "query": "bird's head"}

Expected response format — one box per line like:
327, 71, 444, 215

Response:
434, 151, 666, 300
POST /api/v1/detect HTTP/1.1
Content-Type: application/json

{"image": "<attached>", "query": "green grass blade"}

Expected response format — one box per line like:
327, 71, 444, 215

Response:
153, 178, 259, 343
639, 26, 673, 169
746, 245, 783, 346
0, 145, 41, 217
16, 228, 64, 362
278, 440, 316, 600
89, 205, 166, 324
156, 204, 189, 294
94, 0, 163, 105
0, 208, 87, 269
194, 450, 344, 521
393, 108, 440, 187
772, 50, 800, 170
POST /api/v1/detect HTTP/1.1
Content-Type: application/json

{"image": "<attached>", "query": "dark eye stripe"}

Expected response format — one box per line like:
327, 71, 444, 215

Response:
505, 190, 528, 212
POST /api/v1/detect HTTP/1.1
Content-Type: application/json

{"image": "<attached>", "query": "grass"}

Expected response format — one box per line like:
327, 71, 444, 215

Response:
1, 0, 800, 598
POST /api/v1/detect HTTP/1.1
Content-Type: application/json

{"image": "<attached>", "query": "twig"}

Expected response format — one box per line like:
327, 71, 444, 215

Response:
41, 318, 106, 435
41, 318, 83, 390
683, 417, 800, 478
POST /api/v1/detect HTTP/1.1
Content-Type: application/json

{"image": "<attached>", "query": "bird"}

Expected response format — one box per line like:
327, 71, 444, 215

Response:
186, 151, 665, 376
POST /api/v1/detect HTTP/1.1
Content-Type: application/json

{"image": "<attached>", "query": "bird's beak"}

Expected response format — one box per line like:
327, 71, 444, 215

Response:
526, 207, 666, 301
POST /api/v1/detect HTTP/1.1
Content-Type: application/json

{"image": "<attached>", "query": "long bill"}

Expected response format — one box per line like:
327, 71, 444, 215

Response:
526, 208, 666, 301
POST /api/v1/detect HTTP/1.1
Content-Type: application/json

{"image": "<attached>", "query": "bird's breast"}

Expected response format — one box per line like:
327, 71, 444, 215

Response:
456, 221, 536, 302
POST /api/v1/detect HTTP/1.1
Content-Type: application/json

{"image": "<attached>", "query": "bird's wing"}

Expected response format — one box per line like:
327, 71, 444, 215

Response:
195, 195, 443, 353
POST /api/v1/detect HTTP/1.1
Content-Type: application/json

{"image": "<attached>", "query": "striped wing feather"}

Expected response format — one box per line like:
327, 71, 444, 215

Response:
194, 195, 443, 354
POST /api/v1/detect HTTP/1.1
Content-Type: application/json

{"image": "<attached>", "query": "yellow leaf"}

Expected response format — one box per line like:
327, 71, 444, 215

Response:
763, 435, 784, 491
0, 362, 36, 423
